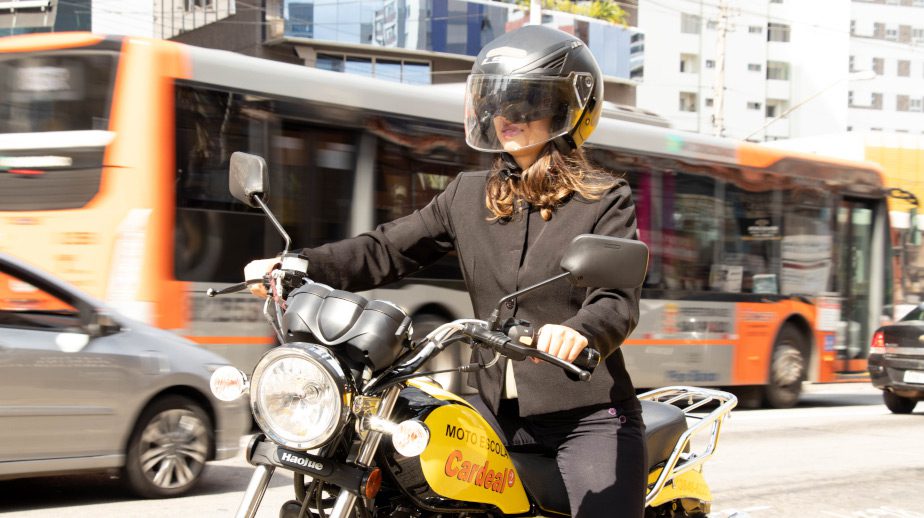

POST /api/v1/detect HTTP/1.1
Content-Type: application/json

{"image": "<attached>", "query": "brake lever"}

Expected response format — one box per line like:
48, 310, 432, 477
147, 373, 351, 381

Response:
206, 278, 265, 297
461, 323, 593, 381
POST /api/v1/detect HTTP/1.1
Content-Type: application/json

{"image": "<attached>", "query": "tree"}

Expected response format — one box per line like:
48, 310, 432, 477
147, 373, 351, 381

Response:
513, 0, 629, 26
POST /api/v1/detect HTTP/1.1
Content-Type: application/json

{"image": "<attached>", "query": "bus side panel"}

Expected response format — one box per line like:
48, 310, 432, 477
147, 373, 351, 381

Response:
733, 301, 816, 385
103, 38, 190, 328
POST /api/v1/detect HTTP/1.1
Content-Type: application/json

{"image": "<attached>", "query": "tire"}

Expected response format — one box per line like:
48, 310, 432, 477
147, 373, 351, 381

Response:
763, 326, 806, 409
883, 391, 918, 414
124, 395, 213, 498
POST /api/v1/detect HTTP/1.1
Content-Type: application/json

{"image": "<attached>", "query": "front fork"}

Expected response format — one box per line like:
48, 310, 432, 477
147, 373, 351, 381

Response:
233, 385, 402, 518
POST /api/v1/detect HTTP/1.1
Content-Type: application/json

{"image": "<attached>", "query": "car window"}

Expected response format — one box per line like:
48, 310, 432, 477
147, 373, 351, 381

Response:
900, 306, 924, 322
0, 271, 81, 330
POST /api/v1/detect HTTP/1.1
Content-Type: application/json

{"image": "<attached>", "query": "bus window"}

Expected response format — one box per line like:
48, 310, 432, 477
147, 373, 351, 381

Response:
720, 181, 782, 294
661, 171, 720, 292
174, 86, 273, 283
0, 52, 115, 133
781, 184, 834, 296
276, 123, 358, 249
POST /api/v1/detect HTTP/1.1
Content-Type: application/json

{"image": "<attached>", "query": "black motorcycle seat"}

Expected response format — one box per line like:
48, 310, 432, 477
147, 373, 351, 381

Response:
508, 401, 688, 516
640, 400, 687, 470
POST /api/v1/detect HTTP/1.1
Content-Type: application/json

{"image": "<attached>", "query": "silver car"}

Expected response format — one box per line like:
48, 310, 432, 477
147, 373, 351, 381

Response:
0, 253, 250, 497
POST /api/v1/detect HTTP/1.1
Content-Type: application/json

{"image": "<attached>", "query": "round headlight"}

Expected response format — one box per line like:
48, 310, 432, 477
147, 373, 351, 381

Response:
250, 345, 351, 450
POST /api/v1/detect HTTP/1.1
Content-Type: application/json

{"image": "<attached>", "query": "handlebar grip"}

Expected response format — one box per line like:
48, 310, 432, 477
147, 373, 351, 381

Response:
572, 347, 601, 372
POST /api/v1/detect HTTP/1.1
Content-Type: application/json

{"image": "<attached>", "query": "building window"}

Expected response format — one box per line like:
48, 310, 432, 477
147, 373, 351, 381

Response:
770, 0, 782, 3
682, 13, 702, 34
848, 90, 854, 106
747, 101, 762, 110
873, 57, 884, 75
898, 59, 911, 76
679, 92, 698, 112
316, 54, 431, 84
185, 0, 214, 10
748, 63, 762, 72
749, 25, 763, 34
886, 27, 899, 41
849, 55, 855, 71
705, 59, 715, 69
897, 94, 910, 111
705, 98, 714, 107
872, 92, 883, 109
874, 22, 885, 39
871, 127, 883, 132
914, 28, 924, 40
851, 20, 856, 35
768, 23, 790, 42
706, 20, 718, 30
680, 53, 699, 73
767, 61, 790, 80
912, 98, 924, 111
766, 99, 789, 118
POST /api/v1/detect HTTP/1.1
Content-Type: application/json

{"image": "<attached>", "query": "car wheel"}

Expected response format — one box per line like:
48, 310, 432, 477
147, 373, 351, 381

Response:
883, 391, 918, 414
764, 326, 806, 409
124, 395, 213, 498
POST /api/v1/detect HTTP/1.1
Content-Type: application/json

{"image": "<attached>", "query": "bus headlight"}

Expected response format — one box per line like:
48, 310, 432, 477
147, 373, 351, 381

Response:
250, 345, 351, 450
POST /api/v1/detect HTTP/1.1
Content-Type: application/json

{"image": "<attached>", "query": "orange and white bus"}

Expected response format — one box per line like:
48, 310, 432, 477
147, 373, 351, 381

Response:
0, 32, 893, 407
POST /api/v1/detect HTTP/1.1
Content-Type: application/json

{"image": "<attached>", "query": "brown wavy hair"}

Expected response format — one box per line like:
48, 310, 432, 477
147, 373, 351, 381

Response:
485, 145, 619, 221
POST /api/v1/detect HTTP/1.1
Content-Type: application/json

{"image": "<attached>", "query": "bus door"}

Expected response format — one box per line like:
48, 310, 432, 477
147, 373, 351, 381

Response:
834, 197, 876, 370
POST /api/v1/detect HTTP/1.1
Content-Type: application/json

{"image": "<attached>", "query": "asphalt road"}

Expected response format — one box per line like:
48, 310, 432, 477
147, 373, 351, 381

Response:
1, 383, 922, 517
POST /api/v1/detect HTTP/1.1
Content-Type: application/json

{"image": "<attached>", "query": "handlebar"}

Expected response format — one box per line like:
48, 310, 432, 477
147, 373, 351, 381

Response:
460, 322, 599, 382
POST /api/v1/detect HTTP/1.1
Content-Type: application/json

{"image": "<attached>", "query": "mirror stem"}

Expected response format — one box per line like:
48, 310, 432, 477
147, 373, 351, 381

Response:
488, 272, 571, 330
252, 194, 291, 255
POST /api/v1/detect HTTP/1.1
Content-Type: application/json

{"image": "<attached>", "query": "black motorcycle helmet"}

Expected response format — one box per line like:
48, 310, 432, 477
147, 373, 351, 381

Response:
464, 25, 604, 155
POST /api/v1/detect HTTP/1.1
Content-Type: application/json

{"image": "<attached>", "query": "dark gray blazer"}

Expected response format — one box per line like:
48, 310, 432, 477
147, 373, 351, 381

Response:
299, 170, 641, 417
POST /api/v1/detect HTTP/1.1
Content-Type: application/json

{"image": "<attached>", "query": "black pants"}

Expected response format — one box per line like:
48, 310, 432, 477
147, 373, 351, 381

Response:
466, 396, 647, 518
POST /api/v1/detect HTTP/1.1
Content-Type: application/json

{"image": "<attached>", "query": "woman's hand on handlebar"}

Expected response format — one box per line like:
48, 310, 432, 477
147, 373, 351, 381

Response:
243, 258, 279, 298
535, 324, 588, 364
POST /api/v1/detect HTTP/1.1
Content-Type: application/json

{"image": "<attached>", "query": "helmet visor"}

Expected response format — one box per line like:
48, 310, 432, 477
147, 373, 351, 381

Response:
464, 73, 594, 153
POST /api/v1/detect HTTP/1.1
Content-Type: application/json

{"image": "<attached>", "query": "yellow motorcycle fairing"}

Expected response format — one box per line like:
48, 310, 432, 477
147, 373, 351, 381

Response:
409, 380, 531, 515
646, 466, 712, 508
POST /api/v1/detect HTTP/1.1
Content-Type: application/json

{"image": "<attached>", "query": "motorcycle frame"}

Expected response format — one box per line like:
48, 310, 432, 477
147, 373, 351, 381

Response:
638, 386, 737, 507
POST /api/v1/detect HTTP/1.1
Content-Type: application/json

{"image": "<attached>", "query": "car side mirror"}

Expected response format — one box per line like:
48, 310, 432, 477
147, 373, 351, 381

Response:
560, 234, 649, 289
229, 152, 270, 208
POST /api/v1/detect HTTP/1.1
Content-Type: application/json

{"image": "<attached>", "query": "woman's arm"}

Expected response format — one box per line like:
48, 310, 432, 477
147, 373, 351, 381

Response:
296, 177, 460, 292
559, 180, 641, 359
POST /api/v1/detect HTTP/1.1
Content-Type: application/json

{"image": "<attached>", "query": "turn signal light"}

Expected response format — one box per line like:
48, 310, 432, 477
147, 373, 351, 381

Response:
870, 330, 885, 355
363, 468, 383, 499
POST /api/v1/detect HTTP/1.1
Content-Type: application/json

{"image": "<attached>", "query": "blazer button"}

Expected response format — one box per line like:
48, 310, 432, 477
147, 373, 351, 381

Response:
505, 300, 515, 309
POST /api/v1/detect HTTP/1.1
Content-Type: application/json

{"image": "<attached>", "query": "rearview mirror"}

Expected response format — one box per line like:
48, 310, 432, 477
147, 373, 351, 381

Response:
560, 234, 649, 289
229, 152, 270, 208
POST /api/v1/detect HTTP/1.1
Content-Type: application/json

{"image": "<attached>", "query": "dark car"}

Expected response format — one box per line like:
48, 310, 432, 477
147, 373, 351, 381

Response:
868, 305, 924, 414
0, 253, 249, 497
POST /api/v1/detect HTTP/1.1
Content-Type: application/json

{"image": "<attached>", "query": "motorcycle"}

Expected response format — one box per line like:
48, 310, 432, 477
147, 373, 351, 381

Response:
208, 152, 738, 518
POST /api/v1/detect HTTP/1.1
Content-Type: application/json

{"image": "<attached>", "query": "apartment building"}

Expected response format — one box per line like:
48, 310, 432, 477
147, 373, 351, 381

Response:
636, 0, 851, 140
849, 0, 924, 134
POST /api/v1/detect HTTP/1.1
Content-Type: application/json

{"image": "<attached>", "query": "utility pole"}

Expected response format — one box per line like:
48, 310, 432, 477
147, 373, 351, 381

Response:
712, 0, 730, 137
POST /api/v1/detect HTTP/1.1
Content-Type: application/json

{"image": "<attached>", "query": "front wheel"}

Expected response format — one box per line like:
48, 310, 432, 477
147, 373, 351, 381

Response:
764, 326, 807, 409
883, 391, 918, 414
124, 395, 213, 498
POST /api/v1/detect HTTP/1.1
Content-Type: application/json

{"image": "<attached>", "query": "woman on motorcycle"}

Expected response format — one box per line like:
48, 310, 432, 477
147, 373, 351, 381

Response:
245, 25, 645, 518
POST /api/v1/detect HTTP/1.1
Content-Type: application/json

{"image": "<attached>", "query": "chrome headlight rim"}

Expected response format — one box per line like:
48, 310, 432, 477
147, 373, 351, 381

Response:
250, 343, 352, 451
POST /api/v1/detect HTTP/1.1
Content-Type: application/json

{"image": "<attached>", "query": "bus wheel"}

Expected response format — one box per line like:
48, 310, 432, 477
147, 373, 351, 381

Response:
764, 326, 806, 409
883, 391, 917, 414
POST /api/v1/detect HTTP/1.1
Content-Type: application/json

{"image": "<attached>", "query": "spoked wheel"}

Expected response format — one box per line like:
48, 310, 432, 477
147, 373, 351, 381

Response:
764, 326, 806, 409
124, 395, 213, 498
